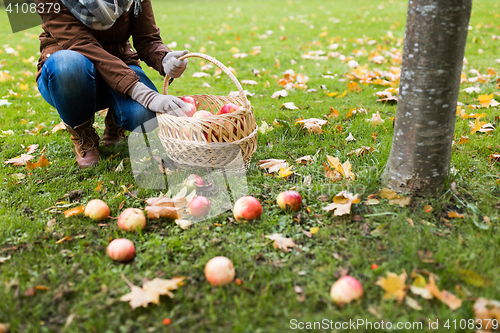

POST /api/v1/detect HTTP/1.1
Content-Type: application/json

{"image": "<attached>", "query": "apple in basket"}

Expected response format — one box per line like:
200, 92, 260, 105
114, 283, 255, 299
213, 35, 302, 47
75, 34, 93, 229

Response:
181, 96, 197, 117
216, 103, 240, 115
192, 110, 214, 141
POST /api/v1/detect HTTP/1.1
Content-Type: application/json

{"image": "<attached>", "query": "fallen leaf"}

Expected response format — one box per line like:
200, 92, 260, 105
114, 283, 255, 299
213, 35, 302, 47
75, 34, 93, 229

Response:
375, 270, 407, 302
278, 165, 295, 179
142, 277, 185, 298
478, 93, 500, 108
258, 120, 274, 134
310, 227, 319, 234
0, 323, 8, 333
425, 275, 462, 310
51, 122, 66, 133
25, 144, 39, 154
479, 123, 495, 133
271, 90, 289, 99
145, 206, 183, 220
56, 235, 72, 244
0, 255, 11, 263
326, 107, 340, 119
345, 132, 356, 142
447, 211, 465, 219
146, 197, 187, 208
281, 102, 298, 110
405, 296, 423, 311
265, 233, 296, 252
366, 111, 385, 126
175, 219, 193, 230
63, 205, 85, 218
326, 156, 355, 180
296, 155, 313, 164
241, 79, 257, 85
120, 284, 160, 309
347, 146, 375, 157
410, 273, 433, 299
26, 154, 50, 170
257, 159, 289, 174
95, 181, 104, 192
295, 118, 328, 134
323, 190, 360, 216
363, 198, 380, 206
378, 188, 411, 206
4, 154, 34, 166
473, 298, 500, 331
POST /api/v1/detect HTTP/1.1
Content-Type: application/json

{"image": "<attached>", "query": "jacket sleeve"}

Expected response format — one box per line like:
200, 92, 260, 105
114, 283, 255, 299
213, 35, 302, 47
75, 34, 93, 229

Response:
130, 0, 171, 76
35, 0, 140, 97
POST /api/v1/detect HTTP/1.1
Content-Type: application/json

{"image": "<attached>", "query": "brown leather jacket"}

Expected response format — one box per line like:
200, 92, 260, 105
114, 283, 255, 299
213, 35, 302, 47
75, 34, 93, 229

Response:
35, 0, 171, 97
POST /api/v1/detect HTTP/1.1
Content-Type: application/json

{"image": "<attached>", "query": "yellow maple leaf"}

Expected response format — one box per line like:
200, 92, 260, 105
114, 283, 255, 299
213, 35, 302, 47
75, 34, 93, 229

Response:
326, 156, 355, 180
326, 107, 339, 119
375, 270, 408, 302
310, 227, 320, 234
278, 165, 294, 179
478, 93, 500, 108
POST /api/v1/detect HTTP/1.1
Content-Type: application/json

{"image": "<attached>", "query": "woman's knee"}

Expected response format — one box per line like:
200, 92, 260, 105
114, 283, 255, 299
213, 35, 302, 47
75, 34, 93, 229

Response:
44, 50, 96, 83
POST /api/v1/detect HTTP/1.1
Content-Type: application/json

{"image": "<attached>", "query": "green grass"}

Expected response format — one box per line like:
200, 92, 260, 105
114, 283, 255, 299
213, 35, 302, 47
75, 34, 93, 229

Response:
0, 0, 499, 332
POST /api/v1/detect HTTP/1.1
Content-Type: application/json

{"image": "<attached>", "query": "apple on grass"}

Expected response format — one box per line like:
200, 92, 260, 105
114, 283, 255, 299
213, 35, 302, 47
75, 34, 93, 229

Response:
277, 190, 302, 212
84, 199, 110, 220
233, 196, 262, 222
117, 208, 146, 232
107, 239, 135, 262
204, 256, 235, 286
188, 196, 210, 218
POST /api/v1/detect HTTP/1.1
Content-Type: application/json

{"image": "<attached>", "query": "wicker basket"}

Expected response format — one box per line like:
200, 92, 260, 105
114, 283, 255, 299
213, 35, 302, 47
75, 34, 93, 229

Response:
156, 53, 257, 169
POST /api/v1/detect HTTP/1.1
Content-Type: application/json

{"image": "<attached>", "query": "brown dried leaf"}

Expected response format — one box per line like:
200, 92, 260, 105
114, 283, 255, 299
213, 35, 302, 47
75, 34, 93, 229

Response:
4, 154, 34, 166
265, 233, 296, 252
142, 277, 185, 298
447, 211, 465, 219
473, 298, 500, 331
25, 144, 39, 154
26, 154, 50, 170
375, 270, 407, 302
146, 197, 187, 208
296, 155, 313, 165
257, 159, 289, 174
145, 206, 183, 220
347, 146, 375, 157
425, 275, 462, 310
295, 118, 328, 134
51, 122, 66, 133
323, 190, 360, 216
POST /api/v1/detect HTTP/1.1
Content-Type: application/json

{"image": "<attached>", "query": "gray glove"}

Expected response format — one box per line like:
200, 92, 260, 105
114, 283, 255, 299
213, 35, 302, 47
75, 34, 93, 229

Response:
130, 82, 189, 117
162, 50, 189, 78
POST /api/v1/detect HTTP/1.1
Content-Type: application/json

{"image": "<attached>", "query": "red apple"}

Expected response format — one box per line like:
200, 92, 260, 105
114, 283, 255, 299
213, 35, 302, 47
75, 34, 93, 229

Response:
217, 103, 240, 115
277, 190, 302, 212
181, 96, 196, 107
184, 103, 197, 117
233, 196, 262, 222
84, 199, 110, 220
330, 276, 364, 305
204, 256, 235, 286
107, 238, 135, 262
117, 208, 146, 232
193, 110, 213, 118
183, 174, 204, 191
188, 196, 210, 218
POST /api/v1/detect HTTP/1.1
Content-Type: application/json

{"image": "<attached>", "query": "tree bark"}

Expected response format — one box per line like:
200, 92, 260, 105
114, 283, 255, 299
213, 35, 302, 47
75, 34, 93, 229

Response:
383, 0, 472, 195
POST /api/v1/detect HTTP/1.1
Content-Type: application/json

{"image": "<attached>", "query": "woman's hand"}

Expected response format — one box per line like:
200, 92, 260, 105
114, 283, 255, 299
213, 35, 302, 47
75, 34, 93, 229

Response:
162, 50, 189, 78
129, 82, 190, 116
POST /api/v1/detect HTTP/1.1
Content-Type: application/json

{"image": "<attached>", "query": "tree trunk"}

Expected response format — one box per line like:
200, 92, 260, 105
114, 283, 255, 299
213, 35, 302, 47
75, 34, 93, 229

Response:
383, 0, 472, 195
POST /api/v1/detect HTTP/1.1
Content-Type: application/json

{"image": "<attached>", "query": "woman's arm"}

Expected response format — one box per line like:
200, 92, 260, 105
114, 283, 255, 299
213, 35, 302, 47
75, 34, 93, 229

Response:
35, 0, 140, 97
129, 0, 171, 76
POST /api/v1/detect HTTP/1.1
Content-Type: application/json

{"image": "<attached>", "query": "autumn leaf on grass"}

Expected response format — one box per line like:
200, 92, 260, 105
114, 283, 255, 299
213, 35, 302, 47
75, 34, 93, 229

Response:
271, 89, 289, 99
63, 205, 85, 218
4, 154, 34, 166
326, 107, 340, 119
175, 219, 193, 230
478, 93, 500, 108
25, 144, 39, 154
295, 118, 328, 134
425, 275, 462, 310
281, 102, 298, 110
366, 111, 385, 126
120, 283, 160, 309
145, 197, 187, 208
347, 146, 375, 157
478, 123, 495, 133
456, 267, 492, 288
145, 206, 183, 220
278, 165, 295, 179
26, 154, 50, 170
456, 136, 470, 144
447, 211, 465, 219
296, 155, 313, 165
469, 117, 488, 134
258, 120, 274, 134
142, 277, 185, 298
378, 188, 411, 207
326, 156, 355, 180
265, 233, 296, 252
473, 298, 500, 331
323, 191, 360, 216
375, 270, 407, 303
410, 273, 433, 300
258, 159, 289, 174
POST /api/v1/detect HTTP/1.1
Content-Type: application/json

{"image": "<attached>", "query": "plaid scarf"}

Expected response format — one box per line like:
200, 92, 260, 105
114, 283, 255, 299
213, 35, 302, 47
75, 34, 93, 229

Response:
61, 0, 142, 30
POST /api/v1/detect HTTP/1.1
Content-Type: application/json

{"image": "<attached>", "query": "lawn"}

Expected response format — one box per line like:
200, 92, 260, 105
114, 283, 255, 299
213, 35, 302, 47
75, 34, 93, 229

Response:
0, 0, 499, 332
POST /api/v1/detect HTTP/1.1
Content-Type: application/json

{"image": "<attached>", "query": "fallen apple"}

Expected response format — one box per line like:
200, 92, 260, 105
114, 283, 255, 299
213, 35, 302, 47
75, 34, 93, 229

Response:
188, 196, 210, 218
107, 238, 135, 262
277, 190, 302, 212
204, 256, 235, 286
330, 276, 364, 305
233, 196, 262, 222
182, 174, 204, 191
117, 208, 146, 232
217, 103, 240, 115
84, 199, 110, 220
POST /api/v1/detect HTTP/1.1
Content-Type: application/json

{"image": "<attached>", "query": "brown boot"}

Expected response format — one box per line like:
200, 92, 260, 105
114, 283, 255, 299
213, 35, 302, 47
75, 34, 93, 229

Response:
64, 118, 100, 168
101, 111, 125, 146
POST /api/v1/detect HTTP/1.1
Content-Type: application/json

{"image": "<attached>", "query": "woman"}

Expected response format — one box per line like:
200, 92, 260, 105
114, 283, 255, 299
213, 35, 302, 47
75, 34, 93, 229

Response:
35, 0, 190, 168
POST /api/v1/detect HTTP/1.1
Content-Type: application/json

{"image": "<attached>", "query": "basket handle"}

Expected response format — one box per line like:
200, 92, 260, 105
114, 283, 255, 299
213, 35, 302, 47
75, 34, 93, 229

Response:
163, 52, 251, 110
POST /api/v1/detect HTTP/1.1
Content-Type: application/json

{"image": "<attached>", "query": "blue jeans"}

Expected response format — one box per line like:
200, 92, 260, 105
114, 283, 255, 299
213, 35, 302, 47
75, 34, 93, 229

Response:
37, 50, 158, 132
